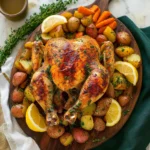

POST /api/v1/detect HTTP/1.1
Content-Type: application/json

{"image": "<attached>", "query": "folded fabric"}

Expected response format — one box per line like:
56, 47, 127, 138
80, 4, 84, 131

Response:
94, 16, 150, 150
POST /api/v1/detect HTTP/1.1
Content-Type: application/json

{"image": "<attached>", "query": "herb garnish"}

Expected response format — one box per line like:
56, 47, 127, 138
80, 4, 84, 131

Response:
85, 63, 92, 75
92, 136, 106, 143
0, 0, 78, 67
123, 109, 130, 116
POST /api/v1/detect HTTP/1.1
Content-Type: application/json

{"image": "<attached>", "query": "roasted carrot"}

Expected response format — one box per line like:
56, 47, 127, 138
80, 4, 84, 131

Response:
75, 32, 84, 38
109, 21, 117, 29
93, 8, 101, 22
98, 21, 117, 33
96, 17, 115, 28
97, 11, 111, 23
90, 5, 99, 12
78, 6, 94, 16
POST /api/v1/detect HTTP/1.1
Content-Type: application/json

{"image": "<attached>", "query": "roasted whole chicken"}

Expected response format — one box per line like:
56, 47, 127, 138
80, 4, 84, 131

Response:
30, 35, 114, 126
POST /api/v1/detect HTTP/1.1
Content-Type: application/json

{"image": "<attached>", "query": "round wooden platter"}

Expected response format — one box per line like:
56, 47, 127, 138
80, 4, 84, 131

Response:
9, 0, 142, 149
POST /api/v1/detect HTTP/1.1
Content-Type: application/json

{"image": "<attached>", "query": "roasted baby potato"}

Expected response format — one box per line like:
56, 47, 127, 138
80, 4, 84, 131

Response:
82, 103, 96, 116
49, 25, 65, 38
15, 59, 26, 72
77, 24, 85, 32
111, 72, 128, 90
47, 125, 65, 139
62, 24, 69, 32
118, 95, 130, 107
24, 41, 33, 49
61, 11, 73, 20
12, 72, 27, 87
24, 85, 35, 102
72, 128, 89, 143
20, 48, 32, 60
74, 10, 84, 19
60, 133, 73, 146
94, 98, 112, 116
106, 83, 115, 98
115, 46, 134, 57
67, 17, 80, 33
96, 34, 107, 45
123, 53, 141, 68
93, 117, 106, 132
81, 115, 94, 131
81, 15, 92, 27
11, 88, 24, 103
86, 23, 97, 38
103, 26, 116, 43
117, 31, 131, 45
11, 104, 25, 118
20, 79, 29, 89
19, 60, 32, 74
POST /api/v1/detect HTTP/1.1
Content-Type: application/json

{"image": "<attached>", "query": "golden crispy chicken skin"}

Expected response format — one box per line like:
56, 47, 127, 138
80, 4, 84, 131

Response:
31, 68, 59, 126
31, 36, 114, 125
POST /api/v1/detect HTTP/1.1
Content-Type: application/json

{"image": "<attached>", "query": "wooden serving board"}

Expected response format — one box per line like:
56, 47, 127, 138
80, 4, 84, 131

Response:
9, 0, 142, 149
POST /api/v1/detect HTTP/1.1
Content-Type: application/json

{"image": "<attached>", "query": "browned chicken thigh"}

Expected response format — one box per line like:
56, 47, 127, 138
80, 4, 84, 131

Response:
31, 35, 114, 125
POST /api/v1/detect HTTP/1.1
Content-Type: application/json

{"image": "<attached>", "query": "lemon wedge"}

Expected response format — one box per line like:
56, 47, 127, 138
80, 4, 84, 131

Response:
105, 99, 122, 127
41, 15, 67, 33
114, 61, 138, 86
26, 103, 47, 132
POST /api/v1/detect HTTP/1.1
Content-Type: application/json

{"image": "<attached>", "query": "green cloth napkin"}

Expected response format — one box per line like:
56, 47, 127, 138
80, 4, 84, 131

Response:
94, 16, 150, 150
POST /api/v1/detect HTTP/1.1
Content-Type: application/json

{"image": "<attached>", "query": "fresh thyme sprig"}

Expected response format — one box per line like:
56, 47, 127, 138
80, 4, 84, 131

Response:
0, 0, 78, 67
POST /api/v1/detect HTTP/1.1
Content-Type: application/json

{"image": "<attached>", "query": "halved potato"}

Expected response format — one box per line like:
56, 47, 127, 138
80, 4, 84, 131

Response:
115, 46, 134, 57
24, 85, 35, 102
19, 60, 32, 74
123, 53, 141, 68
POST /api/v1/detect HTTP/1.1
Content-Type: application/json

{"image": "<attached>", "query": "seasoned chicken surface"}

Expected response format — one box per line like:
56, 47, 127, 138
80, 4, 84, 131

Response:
31, 36, 114, 125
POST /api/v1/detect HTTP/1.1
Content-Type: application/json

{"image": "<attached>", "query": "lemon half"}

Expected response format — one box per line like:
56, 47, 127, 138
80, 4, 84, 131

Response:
105, 99, 122, 127
41, 15, 67, 33
115, 61, 138, 86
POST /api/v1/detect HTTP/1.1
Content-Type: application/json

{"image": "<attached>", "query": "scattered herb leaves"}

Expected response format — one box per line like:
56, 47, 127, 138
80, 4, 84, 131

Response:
123, 109, 130, 116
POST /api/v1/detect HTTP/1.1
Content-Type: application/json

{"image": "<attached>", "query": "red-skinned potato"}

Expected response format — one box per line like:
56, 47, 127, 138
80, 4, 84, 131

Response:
94, 117, 106, 131
11, 104, 25, 118
118, 95, 130, 107
72, 128, 89, 143
94, 98, 112, 116
86, 23, 97, 39
117, 31, 131, 45
96, 34, 107, 45
11, 88, 24, 103
47, 125, 65, 139
12, 72, 27, 87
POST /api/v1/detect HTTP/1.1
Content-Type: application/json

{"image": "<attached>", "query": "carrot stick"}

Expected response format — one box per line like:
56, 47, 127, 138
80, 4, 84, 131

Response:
75, 32, 83, 38
98, 21, 118, 33
90, 5, 99, 12
97, 11, 111, 23
96, 17, 115, 28
109, 21, 117, 29
78, 6, 94, 15
93, 8, 101, 22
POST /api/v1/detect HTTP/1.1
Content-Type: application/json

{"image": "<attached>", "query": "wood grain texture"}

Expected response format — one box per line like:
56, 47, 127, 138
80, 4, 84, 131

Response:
9, 0, 142, 149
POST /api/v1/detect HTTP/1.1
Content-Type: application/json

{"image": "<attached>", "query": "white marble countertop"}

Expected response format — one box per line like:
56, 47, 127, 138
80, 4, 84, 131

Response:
0, 0, 150, 50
